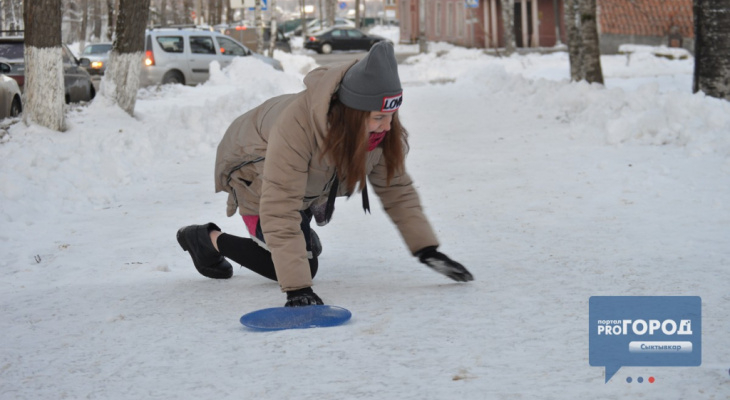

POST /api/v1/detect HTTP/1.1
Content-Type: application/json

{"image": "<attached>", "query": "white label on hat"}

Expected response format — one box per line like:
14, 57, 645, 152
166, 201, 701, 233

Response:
381, 93, 403, 112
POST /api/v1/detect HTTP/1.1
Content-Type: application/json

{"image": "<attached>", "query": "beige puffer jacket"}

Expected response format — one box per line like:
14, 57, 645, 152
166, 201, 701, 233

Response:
214, 61, 439, 291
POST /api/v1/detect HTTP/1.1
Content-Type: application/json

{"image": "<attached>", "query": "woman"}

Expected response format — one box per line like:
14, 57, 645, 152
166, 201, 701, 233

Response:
177, 42, 473, 307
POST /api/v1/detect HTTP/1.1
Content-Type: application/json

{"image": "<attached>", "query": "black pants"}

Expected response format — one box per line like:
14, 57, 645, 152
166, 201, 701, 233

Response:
216, 210, 318, 281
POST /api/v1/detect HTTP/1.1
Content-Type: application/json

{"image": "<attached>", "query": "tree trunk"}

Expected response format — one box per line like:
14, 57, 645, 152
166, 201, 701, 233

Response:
101, 0, 150, 115
418, 0, 427, 53
501, 0, 515, 55
23, 0, 65, 131
255, 0, 264, 53
226, 0, 235, 24
579, 0, 603, 84
183, 0, 194, 23
693, 0, 730, 100
565, 0, 582, 80
171, 0, 180, 24
160, 0, 168, 25
325, 0, 335, 28
80, 0, 89, 49
300, 0, 308, 37
2, 0, 19, 32
268, 0, 277, 57
355, 0, 360, 28
92, 0, 102, 39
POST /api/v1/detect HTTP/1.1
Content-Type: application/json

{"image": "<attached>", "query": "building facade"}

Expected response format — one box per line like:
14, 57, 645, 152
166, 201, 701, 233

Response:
398, 0, 694, 53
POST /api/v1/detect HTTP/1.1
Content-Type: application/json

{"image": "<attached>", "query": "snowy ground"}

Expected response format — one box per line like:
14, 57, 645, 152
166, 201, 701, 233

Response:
2, 28, 729, 399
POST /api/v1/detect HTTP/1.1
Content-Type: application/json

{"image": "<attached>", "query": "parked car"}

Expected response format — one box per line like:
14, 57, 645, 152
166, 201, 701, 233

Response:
222, 25, 292, 53
292, 18, 356, 36
0, 36, 25, 87
141, 27, 283, 86
0, 36, 96, 103
0, 62, 22, 119
280, 17, 315, 35
79, 42, 112, 75
304, 27, 389, 54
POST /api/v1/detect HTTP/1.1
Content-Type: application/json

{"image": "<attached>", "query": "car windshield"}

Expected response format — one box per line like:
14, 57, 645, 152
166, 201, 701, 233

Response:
83, 44, 112, 55
0, 42, 24, 60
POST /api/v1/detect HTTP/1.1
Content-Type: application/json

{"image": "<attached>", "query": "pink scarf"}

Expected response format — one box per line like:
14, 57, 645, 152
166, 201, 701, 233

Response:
368, 131, 387, 151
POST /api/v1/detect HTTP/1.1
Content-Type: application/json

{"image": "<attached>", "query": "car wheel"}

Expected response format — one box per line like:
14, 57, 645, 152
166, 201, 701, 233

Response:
10, 96, 21, 117
89, 83, 96, 100
321, 43, 333, 54
162, 71, 184, 85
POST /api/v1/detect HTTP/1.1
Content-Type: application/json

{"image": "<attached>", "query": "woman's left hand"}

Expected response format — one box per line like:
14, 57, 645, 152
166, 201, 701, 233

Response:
285, 287, 324, 307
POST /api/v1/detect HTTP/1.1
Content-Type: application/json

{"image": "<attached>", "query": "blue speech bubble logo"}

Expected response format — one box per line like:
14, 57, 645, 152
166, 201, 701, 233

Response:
589, 296, 701, 383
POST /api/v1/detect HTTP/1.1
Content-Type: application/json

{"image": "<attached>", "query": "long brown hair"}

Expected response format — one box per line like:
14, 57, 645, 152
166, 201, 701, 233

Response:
321, 99, 408, 194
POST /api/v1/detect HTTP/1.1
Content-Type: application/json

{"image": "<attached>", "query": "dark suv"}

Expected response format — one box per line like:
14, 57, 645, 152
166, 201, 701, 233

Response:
0, 35, 96, 103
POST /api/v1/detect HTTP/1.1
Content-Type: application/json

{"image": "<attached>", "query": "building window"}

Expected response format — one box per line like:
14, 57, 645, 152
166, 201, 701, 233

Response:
435, 2, 442, 36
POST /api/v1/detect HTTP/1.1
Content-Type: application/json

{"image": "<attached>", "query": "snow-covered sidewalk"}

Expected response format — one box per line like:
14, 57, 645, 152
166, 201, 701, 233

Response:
1, 42, 729, 399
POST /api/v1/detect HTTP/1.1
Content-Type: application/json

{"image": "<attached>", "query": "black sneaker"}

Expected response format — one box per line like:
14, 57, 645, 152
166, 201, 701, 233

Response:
176, 223, 233, 279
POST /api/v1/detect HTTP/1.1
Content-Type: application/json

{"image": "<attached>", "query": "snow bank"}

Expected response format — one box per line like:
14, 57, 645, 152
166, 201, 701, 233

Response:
0, 57, 305, 223
400, 48, 730, 158
2, 45, 728, 228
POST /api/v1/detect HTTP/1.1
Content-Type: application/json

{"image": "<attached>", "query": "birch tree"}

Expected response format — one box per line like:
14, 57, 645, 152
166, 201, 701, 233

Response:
2, 0, 23, 32
101, 0, 150, 115
268, 0, 277, 57
80, 0, 89, 50
255, 0, 264, 54
92, 0, 102, 39
693, 0, 730, 101
579, 0, 603, 84
107, 0, 117, 40
565, 0, 603, 84
325, 0, 335, 28
565, 0, 581, 79
501, 0, 515, 55
299, 0, 308, 38
226, 0, 235, 25
23, 0, 65, 131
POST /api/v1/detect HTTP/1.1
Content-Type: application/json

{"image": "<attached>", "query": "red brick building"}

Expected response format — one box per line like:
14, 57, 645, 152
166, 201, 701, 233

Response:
598, 0, 694, 53
398, 0, 694, 53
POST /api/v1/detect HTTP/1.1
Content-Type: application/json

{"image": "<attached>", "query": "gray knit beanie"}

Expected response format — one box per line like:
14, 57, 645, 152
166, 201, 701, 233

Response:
337, 41, 403, 113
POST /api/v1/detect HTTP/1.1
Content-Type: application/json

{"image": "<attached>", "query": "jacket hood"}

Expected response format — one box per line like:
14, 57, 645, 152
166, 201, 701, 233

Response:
302, 59, 359, 144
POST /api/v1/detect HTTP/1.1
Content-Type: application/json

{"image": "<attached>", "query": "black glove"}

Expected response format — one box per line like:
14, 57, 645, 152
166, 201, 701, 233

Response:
416, 246, 474, 282
285, 287, 324, 307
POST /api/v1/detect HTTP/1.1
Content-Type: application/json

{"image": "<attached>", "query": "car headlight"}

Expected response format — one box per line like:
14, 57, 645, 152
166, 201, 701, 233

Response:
91, 61, 104, 69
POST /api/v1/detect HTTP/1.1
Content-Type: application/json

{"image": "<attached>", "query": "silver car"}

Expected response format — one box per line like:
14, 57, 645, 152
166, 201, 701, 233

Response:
141, 27, 283, 86
0, 62, 22, 119
79, 42, 112, 75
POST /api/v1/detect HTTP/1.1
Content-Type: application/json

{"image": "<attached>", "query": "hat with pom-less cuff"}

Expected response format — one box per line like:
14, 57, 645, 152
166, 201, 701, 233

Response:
336, 41, 403, 113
